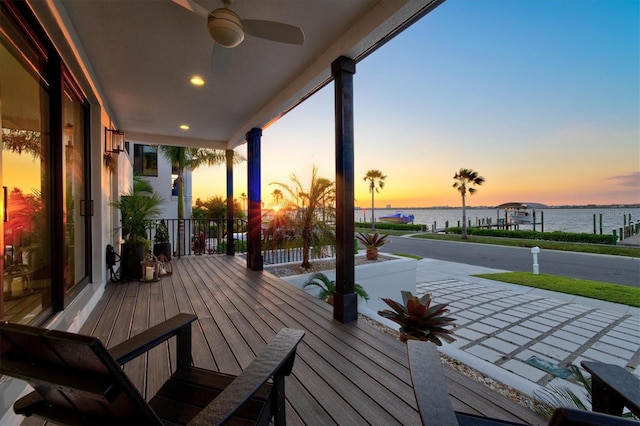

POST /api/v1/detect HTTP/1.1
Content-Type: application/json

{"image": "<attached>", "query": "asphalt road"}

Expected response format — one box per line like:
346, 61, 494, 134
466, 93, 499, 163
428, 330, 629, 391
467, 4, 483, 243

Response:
380, 236, 640, 288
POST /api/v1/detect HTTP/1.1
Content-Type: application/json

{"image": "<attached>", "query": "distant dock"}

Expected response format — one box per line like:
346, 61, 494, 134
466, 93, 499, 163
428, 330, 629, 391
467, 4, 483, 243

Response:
618, 234, 640, 247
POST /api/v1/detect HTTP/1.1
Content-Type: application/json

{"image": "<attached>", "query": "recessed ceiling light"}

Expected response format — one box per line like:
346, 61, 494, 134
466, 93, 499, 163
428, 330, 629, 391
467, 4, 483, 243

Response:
190, 75, 205, 86
179, 124, 190, 130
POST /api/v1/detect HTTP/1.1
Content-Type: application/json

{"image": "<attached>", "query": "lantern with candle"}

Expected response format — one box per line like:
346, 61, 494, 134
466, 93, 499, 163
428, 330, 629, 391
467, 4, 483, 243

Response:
140, 251, 161, 282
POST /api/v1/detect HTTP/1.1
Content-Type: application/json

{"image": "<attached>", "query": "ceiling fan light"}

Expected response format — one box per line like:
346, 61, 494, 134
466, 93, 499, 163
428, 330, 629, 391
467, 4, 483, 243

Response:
207, 8, 244, 48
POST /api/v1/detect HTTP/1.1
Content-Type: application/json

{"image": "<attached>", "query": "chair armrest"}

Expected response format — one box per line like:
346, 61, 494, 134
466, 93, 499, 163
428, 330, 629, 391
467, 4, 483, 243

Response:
188, 328, 305, 426
550, 406, 640, 426
109, 313, 197, 365
407, 340, 459, 426
581, 361, 640, 418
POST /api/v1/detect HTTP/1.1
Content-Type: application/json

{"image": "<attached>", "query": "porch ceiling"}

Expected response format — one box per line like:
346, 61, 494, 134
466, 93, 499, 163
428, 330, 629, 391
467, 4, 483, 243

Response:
39, 0, 444, 150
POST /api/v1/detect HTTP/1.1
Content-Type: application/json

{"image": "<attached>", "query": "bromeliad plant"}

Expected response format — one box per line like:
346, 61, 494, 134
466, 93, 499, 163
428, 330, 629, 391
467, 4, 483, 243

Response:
378, 291, 456, 345
303, 272, 370, 305
355, 232, 389, 260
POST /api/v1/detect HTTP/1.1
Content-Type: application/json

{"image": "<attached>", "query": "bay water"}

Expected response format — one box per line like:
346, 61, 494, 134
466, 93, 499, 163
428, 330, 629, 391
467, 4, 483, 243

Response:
355, 206, 640, 236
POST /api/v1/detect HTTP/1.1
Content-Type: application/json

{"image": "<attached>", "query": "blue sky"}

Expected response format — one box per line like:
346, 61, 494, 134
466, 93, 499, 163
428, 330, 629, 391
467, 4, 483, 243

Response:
193, 0, 640, 208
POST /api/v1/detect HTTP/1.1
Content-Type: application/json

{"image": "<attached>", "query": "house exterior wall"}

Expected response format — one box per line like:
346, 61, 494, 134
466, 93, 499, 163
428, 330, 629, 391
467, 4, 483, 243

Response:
127, 142, 193, 220
1, 2, 137, 422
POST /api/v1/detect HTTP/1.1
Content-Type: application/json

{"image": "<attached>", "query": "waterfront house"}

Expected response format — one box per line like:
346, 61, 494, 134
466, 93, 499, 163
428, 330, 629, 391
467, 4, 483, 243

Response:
2, 1, 544, 424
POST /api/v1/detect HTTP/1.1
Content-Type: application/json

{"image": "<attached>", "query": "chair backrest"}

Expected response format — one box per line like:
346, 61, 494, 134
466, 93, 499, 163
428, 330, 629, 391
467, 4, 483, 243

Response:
0, 321, 161, 425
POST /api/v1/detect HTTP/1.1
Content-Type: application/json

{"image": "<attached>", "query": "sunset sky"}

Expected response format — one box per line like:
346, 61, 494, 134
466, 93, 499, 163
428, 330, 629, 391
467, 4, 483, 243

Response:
192, 0, 640, 209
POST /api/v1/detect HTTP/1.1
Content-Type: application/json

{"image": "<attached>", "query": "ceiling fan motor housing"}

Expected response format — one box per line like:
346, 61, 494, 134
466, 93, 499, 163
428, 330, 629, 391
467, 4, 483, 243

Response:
208, 8, 244, 48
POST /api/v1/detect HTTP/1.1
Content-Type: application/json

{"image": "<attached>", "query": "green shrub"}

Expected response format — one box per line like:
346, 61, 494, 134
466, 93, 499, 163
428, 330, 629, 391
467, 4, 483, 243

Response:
444, 227, 617, 245
219, 239, 247, 252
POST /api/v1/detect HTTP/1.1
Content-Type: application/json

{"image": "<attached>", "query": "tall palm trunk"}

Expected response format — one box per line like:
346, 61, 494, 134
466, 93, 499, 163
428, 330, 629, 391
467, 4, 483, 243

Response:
176, 173, 185, 255
370, 190, 375, 230
461, 193, 468, 239
301, 225, 312, 268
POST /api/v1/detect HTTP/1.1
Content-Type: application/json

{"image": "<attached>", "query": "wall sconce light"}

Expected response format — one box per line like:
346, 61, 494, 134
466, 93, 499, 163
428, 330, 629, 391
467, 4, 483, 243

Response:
64, 123, 74, 147
105, 127, 125, 154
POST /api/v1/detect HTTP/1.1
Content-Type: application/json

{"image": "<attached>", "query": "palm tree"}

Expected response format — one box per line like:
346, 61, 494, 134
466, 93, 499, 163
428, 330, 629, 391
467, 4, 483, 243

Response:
363, 169, 386, 230
452, 168, 485, 240
270, 165, 335, 268
240, 192, 247, 215
271, 189, 283, 209
159, 146, 243, 254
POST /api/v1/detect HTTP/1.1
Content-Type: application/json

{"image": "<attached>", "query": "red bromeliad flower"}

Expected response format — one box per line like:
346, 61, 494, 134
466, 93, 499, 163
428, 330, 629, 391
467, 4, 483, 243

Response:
378, 290, 456, 345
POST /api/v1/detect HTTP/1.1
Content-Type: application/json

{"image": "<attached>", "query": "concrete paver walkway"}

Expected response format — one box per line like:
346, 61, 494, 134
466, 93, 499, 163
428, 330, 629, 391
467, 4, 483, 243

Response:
414, 258, 640, 398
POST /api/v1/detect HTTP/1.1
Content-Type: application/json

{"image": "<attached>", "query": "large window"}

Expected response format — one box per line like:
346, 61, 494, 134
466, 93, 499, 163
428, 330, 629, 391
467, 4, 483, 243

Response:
1, 2, 90, 324
134, 144, 158, 176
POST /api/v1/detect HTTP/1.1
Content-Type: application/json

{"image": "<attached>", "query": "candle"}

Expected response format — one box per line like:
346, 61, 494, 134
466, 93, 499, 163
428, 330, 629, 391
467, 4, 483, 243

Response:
145, 266, 154, 281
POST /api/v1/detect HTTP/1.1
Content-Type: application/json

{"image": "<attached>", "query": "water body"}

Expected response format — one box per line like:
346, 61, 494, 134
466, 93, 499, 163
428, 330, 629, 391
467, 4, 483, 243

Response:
355, 207, 640, 235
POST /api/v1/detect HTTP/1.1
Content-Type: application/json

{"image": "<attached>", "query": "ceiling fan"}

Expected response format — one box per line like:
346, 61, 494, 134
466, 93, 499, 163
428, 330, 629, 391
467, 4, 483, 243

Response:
172, 0, 305, 48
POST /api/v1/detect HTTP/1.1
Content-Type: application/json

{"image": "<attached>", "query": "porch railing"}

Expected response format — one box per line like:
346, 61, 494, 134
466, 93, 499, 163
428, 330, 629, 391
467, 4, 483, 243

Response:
146, 218, 247, 257
144, 218, 335, 264
262, 245, 335, 265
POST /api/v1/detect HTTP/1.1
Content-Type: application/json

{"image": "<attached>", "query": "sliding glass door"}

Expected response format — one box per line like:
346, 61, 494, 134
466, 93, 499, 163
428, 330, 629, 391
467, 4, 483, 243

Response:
1, 2, 90, 324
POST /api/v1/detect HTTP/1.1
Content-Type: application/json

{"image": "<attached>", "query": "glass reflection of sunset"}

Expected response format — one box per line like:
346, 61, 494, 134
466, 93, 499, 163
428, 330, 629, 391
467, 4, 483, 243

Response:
4, 152, 40, 195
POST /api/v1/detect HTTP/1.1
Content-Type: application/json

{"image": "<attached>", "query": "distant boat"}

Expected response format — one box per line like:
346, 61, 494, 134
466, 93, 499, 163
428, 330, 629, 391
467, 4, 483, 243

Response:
497, 202, 533, 224
511, 211, 533, 224
378, 211, 415, 224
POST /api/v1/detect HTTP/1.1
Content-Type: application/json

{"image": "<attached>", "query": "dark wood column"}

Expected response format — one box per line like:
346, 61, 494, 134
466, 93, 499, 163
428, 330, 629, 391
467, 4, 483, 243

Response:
246, 128, 263, 270
332, 56, 356, 323
225, 149, 234, 255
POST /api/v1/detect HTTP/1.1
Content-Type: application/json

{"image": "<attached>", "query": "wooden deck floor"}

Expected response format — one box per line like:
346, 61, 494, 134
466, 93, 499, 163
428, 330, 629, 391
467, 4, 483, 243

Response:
73, 255, 543, 425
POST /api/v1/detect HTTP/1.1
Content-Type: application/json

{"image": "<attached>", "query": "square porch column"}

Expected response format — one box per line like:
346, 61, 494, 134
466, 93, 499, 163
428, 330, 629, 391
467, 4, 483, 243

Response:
332, 56, 357, 323
246, 128, 263, 270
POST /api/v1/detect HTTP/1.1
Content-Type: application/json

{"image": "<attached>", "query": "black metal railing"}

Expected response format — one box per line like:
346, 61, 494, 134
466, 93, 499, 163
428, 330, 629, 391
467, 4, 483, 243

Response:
146, 218, 247, 258
142, 218, 335, 264
262, 245, 334, 265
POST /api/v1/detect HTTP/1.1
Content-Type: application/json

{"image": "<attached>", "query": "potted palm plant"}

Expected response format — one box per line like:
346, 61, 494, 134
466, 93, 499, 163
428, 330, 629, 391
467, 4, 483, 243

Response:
355, 232, 388, 260
153, 219, 171, 260
112, 175, 164, 280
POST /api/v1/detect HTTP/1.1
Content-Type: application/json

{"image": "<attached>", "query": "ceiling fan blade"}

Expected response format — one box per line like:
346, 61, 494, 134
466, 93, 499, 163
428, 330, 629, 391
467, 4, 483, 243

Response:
211, 43, 232, 74
172, 0, 209, 19
241, 19, 304, 45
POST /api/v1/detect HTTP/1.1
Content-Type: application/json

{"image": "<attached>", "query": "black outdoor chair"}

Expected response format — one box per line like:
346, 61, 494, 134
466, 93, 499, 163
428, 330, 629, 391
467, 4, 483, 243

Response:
407, 340, 640, 426
0, 313, 304, 425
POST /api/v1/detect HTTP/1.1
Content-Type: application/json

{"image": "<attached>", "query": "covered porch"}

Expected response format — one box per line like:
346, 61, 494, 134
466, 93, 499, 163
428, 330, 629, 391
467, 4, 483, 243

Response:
73, 255, 543, 425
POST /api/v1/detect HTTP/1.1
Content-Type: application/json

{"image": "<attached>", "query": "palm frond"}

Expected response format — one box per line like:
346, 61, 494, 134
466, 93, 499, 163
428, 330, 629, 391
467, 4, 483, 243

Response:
532, 365, 591, 419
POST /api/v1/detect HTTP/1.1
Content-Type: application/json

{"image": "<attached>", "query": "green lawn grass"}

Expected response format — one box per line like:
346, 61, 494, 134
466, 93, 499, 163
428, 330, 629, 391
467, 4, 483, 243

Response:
355, 226, 640, 257
411, 233, 640, 257
474, 272, 640, 307
355, 227, 640, 305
